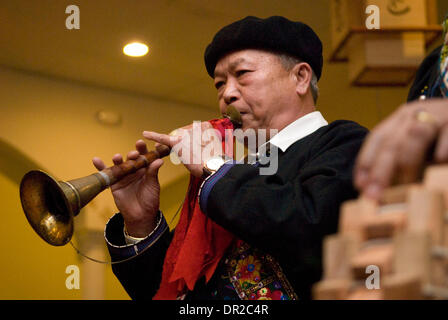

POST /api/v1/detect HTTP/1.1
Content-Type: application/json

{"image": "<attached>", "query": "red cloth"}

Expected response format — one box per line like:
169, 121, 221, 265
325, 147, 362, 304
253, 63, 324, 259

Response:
153, 118, 236, 300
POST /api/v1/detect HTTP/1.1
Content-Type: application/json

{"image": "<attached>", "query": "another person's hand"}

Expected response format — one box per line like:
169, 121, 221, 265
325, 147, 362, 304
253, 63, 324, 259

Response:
354, 98, 448, 200
92, 140, 164, 238
143, 121, 223, 178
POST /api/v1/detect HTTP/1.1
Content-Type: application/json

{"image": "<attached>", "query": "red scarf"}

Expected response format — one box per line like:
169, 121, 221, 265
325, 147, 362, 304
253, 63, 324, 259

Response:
153, 118, 236, 299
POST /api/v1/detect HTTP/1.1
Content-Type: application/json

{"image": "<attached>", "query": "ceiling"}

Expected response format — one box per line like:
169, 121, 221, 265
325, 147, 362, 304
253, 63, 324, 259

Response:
1, 0, 447, 119
0, 0, 334, 110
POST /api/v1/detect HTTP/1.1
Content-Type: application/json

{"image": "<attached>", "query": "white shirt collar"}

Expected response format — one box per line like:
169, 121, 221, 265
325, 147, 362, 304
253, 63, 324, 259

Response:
268, 111, 328, 152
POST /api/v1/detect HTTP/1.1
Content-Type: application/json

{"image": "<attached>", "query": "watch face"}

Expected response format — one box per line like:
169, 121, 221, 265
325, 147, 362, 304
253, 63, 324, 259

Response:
206, 156, 225, 171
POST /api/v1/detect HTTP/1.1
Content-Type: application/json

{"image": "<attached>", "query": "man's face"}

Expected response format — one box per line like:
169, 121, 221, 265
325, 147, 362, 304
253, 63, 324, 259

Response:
213, 49, 297, 133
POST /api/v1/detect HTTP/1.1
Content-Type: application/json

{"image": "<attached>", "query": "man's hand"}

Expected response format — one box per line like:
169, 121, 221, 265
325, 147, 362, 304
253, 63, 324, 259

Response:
354, 98, 448, 200
92, 139, 164, 238
143, 121, 223, 178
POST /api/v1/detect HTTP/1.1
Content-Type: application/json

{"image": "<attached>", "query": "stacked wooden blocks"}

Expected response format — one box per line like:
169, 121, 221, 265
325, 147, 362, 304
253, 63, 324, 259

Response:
313, 165, 448, 299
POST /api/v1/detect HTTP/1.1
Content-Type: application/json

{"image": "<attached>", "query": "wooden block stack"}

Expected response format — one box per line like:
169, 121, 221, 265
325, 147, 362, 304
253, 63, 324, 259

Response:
313, 165, 448, 299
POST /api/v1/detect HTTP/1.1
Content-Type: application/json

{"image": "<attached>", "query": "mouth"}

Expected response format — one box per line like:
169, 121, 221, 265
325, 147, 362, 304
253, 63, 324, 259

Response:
223, 105, 244, 128
233, 109, 249, 118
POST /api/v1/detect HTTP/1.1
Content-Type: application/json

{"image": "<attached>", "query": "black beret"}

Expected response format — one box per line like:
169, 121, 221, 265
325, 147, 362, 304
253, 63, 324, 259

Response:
204, 16, 323, 80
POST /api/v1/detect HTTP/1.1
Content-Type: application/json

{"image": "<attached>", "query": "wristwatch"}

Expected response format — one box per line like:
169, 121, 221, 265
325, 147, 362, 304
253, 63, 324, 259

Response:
202, 155, 229, 178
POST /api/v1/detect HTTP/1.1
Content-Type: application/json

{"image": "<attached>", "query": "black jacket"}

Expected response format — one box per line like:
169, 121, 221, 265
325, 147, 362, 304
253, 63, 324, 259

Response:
407, 45, 442, 102
105, 120, 368, 300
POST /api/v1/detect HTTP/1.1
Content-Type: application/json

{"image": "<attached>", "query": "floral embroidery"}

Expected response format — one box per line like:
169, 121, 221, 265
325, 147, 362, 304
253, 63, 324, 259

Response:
234, 255, 261, 285
224, 240, 298, 300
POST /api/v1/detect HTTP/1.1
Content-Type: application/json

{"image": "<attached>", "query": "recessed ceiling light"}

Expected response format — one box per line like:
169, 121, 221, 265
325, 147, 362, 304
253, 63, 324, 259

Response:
123, 42, 149, 57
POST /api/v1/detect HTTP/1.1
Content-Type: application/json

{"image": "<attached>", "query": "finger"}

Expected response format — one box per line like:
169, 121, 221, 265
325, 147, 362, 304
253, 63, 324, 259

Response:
435, 125, 448, 162
354, 130, 387, 189
353, 165, 369, 191
112, 153, 123, 166
363, 150, 397, 200
136, 139, 149, 155
126, 150, 140, 160
355, 120, 396, 184
355, 107, 411, 190
92, 157, 106, 171
150, 158, 164, 171
395, 121, 437, 183
143, 131, 181, 148
395, 143, 428, 184
144, 159, 164, 179
363, 113, 416, 192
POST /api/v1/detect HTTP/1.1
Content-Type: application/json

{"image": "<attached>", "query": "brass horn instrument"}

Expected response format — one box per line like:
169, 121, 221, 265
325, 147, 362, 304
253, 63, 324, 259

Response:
20, 107, 242, 246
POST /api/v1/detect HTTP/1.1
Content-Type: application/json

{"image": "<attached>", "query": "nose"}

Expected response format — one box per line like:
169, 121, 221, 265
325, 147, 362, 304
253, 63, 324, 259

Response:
222, 79, 240, 105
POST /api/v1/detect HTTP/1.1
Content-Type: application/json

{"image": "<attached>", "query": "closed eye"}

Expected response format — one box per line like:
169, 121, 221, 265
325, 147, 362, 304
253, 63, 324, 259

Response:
236, 70, 251, 77
214, 81, 225, 89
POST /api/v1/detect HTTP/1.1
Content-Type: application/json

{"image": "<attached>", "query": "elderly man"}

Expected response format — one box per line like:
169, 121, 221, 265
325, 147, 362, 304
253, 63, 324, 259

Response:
95, 16, 368, 300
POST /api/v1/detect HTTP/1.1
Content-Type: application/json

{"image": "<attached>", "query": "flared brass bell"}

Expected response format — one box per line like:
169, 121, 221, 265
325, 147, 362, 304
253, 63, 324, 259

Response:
20, 170, 110, 246
19, 106, 242, 246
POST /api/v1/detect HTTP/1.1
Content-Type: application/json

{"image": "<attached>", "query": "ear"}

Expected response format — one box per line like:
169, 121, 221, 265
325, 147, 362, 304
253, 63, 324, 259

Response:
291, 62, 312, 97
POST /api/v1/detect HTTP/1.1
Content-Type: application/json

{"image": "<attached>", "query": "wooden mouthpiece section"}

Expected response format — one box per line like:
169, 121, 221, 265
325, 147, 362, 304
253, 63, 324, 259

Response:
101, 144, 171, 186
